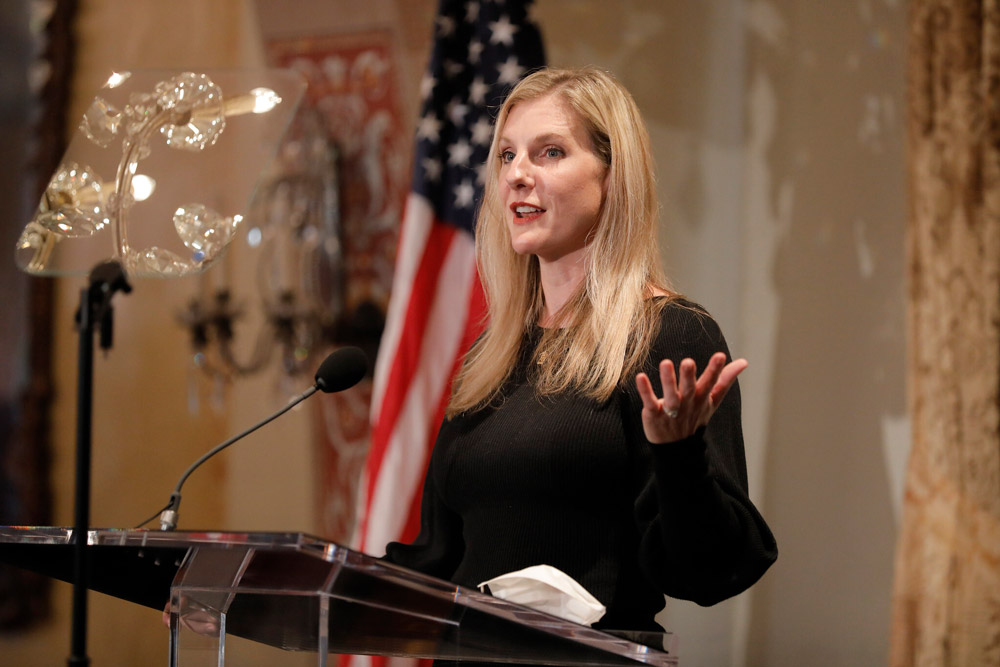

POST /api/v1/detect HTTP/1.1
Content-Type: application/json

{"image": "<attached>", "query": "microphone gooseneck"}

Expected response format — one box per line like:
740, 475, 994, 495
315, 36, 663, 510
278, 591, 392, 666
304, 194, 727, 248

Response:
156, 347, 368, 531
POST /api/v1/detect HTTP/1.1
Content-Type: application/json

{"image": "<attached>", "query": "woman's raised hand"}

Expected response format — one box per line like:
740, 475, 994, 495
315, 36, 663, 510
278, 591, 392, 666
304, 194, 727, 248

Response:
635, 352, 747, 444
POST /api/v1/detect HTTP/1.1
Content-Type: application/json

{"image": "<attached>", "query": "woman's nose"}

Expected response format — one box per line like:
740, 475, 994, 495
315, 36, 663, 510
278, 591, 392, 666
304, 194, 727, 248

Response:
505, 154, 533, 188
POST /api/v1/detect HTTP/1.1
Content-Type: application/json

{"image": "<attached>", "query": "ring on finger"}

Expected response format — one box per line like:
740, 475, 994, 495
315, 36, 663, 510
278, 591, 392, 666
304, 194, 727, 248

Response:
663, 405, 679, 419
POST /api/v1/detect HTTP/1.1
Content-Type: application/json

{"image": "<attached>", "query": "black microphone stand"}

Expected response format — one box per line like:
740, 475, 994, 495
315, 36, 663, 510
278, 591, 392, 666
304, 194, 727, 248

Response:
69, 260, 131, 667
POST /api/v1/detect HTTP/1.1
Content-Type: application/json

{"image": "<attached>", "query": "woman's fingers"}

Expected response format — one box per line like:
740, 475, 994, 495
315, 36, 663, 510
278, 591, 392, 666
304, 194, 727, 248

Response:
636, 354, 747, 444
658, 354, 744, 416
658, 360, 679, 416
709, 358, 748, 406
677, 359, 696, 404
635, 372, 659, 411
695, 353, 726, 400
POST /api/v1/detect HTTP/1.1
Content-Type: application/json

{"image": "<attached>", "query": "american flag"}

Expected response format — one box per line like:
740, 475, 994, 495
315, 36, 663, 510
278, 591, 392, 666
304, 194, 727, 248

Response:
355, 0, 545, 561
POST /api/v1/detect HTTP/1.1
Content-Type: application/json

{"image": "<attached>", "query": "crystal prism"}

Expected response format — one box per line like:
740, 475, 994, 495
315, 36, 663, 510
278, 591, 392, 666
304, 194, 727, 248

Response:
125, 246, 194, 277
155, 73, 225, 151
80, 96, 122, 147
35, 162, 109, 237
173, 203, 238, 260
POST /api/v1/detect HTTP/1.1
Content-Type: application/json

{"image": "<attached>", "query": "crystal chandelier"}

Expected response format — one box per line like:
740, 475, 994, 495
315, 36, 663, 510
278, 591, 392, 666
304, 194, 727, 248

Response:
17, 69, 302, 279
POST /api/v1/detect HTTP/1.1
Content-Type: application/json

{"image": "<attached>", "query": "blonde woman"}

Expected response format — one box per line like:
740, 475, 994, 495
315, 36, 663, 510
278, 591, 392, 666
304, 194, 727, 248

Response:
385, 67, 776, 632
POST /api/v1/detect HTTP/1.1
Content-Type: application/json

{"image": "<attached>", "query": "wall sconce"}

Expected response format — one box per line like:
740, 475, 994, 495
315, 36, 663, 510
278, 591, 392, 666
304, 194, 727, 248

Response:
176, 108, 349, 389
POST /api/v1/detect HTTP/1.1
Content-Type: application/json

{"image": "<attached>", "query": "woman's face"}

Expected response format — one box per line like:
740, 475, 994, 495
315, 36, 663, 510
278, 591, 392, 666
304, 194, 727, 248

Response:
497, 93, 607, 265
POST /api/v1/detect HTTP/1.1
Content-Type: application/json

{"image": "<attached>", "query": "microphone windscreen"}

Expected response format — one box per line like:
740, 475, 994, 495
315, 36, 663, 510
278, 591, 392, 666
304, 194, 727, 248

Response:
315, 346, 368, 393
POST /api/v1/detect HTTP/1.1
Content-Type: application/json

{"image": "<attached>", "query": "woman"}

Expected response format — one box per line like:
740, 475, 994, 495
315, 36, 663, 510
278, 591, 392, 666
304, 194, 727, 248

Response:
384, 67, 777, 632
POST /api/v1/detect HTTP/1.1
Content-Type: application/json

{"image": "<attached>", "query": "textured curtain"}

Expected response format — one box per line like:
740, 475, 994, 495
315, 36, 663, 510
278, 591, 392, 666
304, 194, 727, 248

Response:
891, 1, 1000, 665
0, 0, 77, 629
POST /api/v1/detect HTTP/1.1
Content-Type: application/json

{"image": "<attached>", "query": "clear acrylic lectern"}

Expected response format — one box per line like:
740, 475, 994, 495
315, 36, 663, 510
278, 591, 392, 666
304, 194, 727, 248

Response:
0, 526, 678, 666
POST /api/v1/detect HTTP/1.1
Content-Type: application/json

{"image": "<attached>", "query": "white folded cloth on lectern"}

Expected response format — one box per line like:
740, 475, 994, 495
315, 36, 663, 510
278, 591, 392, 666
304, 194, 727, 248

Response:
478, 564, 607, 626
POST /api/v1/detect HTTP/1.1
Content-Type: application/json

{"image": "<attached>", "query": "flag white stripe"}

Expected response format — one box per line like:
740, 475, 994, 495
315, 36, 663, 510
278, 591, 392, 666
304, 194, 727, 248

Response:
370, 194, 435, 423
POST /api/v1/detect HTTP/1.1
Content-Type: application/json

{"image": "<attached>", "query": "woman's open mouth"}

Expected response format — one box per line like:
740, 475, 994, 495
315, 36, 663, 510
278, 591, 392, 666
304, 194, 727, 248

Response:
512, 203, 545, 222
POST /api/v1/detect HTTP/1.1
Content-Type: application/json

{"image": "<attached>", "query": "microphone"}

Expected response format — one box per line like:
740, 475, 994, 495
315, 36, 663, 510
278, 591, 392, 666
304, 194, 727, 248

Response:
155, 346, 368, 531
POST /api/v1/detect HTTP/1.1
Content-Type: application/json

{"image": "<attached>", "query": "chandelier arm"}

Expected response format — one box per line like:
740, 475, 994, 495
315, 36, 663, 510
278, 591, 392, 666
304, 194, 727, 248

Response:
111, 111, 175, 263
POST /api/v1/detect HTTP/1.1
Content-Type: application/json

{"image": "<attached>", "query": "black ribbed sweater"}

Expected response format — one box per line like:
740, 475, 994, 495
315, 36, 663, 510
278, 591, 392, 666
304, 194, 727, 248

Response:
384, 300, 777, 631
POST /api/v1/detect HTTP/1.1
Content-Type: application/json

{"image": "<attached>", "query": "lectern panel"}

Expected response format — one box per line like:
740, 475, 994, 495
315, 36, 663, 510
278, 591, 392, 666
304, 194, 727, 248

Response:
0, 527, 677, 666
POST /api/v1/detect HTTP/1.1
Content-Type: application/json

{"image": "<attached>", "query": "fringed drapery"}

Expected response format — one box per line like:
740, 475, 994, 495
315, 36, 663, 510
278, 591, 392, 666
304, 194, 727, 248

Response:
891, 1, 1000, 665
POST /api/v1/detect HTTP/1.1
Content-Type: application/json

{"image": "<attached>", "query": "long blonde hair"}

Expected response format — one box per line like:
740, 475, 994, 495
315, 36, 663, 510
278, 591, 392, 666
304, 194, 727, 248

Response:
447, 67, 675, 416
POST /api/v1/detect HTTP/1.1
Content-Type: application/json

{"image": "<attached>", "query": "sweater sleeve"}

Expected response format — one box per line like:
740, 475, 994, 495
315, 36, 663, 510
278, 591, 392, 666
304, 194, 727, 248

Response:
626, 303, 777, 606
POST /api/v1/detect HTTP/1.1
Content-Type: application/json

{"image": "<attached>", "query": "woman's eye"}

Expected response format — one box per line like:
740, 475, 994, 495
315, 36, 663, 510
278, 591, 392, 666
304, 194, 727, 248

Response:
544, 147, 563, 158
499, 150, 515, 163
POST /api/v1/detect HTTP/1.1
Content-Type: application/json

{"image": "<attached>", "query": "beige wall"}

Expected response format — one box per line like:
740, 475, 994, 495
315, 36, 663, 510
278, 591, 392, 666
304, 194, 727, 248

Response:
0, 1, 907, 665
742, 3, 906, 665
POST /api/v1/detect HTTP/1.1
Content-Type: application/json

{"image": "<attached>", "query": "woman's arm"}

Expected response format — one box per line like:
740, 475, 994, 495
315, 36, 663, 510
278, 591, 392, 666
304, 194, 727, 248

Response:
627, 304, 777, 605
